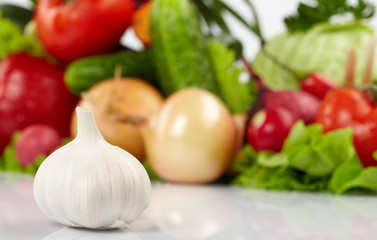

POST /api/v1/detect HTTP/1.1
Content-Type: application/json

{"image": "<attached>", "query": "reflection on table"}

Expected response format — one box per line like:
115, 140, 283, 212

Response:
1, 173, 377, 240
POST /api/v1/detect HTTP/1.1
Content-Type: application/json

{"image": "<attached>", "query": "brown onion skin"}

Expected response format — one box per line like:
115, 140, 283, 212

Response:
71, 78, 164, 161
144, 88, 237, 184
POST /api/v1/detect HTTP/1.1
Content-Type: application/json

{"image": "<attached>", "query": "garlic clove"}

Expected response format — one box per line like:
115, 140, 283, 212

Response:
33, 107, 151, 229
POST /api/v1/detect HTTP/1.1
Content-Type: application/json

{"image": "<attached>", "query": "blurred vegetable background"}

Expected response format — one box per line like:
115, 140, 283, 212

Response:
1, 0, 377, 194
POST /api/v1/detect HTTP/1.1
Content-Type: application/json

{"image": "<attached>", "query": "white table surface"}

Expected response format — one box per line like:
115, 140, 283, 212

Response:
2, 172, 377, 240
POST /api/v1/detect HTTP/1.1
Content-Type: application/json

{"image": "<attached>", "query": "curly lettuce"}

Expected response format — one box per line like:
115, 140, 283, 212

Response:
233, 121, 377, 194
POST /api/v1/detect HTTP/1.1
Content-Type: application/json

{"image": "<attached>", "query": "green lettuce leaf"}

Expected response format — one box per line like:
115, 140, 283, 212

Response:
289, 146, 335, 176
329, 154, 364, 193
233, 121, 365, 194
339, 167, 377, 193
233, 161, 306, 191
0, 12, 45, 59
283, 121, 354, 176
257, 151, 289, 168
233, 144, 257, 171
282, 121, 323, 151
253, 22, 376, 89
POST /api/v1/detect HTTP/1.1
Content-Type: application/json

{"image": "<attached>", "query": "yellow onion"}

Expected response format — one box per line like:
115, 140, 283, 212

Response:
71, 78, 164, 161
142, 88, 237, 184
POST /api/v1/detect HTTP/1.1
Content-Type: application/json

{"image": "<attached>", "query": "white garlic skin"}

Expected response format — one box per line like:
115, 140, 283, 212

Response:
33, 107, 151, 229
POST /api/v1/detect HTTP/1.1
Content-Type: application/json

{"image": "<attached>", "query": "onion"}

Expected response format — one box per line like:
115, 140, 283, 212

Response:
142, 88, 237, 184
71, 78, 164, 161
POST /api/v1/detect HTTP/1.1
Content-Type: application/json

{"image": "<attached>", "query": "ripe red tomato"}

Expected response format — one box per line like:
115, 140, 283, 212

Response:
34, 0, 134, 62
316, 87, 373, 132
246, 108, 297, 152
316, 87, 377, 167
0, 53, 78, 153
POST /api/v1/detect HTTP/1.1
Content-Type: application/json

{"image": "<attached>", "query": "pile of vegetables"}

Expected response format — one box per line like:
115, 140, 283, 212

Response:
1, 0, 377, 194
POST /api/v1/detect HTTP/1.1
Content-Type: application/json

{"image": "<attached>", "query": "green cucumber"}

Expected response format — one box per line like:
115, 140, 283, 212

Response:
150, 0, 219, 96
64, 49, 158, 96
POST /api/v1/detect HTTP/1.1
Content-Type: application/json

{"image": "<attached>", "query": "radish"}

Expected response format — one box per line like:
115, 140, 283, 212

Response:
246, 108, 297, 152
0, 53, 78, 153
15, 124, 61, 167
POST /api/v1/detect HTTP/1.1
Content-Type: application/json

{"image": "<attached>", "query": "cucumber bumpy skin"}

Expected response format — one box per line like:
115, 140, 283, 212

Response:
150, 0, 220, 96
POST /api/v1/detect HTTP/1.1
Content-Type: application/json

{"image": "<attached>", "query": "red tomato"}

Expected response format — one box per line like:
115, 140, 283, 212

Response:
34, 0, 134, 62
0, 53, 78, 153
246, 108, 297, 152
351, 121, 377, 168
316, 87, 373, 132
316, 87, 377, 167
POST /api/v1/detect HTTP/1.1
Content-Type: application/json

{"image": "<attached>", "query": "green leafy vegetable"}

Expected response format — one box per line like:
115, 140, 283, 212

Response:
233, 162, 306, 190
329, 153, 377, 194
0, 12, 45, 59
329, 155, 364, 193
289, 146, 334, 176
252, 22, 376, 90
0, 4, 33, 30
282, 121, 354, 176
208, 40, 256, 114
339, 167, 377, 193
257, 151, 289, 168
233, 121, 377, 194
285, 0, 375, 32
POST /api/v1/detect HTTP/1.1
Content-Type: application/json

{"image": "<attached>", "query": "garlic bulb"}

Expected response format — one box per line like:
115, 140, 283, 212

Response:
33, 107, 151, 229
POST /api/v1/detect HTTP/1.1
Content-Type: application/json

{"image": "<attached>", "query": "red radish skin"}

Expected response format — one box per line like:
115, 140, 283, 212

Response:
246, 108, 297, 152
0, 53, 78, 153
263, 90, 320, 125
301, 73, 338, 99
15, 124, 61, 167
